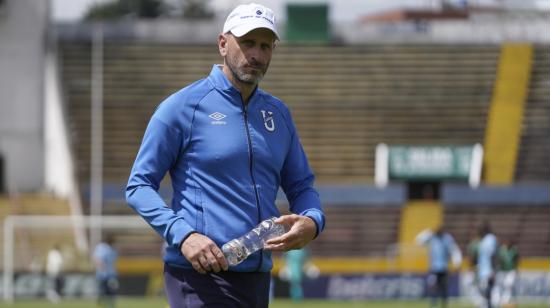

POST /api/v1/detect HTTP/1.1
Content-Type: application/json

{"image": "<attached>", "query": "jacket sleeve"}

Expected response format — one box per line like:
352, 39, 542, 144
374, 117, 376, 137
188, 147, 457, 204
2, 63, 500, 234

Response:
126, 107, 195, 249
280, 109, 325, 237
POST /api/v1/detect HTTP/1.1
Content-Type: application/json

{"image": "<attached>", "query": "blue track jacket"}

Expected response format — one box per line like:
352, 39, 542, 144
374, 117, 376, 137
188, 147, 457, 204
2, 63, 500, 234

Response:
126, 65, 325, 272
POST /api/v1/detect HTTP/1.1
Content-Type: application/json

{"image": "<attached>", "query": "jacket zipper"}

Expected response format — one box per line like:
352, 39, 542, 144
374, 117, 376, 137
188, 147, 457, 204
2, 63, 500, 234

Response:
241, 101, 264, 272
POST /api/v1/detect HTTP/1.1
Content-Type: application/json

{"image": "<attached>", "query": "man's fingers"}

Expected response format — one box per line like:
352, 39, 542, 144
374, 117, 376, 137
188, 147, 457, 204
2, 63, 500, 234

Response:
264, 242, 286, 251
192, 261, 206, 274
211, 247, 228, 271
274, 214, 298, 225
265, 236, 302, 251
181, 233, 230, 273
267, 221, 301, 244
265, 235, 282, 245
198, 255, 211, 273
200, 244, 228, 273
265, 222, 312, 251
265, 231, 301, 251
266, 215, 318, 252
207, 256, 221, 273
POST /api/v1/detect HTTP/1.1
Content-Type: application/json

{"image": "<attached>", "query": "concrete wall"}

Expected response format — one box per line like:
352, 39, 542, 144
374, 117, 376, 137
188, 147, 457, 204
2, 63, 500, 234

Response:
0, 0, 48, 192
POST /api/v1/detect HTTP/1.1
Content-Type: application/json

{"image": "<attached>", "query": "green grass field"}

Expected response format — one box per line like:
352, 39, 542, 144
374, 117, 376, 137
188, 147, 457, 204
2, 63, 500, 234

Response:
0, 298, 548, 308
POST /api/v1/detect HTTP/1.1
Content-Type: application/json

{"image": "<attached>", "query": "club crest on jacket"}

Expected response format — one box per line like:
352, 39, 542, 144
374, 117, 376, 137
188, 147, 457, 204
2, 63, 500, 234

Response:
261, 110, 275, 132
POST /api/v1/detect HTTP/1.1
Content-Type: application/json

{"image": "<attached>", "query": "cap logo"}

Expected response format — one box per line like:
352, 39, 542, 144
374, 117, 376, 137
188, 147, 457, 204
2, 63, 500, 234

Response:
255, 6, 264, 16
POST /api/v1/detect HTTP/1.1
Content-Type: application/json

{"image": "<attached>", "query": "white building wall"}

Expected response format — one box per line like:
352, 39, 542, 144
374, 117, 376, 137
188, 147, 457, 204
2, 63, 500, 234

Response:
0, 0, 49, 192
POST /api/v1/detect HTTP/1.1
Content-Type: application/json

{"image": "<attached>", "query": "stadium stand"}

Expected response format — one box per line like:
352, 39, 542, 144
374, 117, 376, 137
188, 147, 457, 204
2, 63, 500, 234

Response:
60, 43, 499, 185
516, 45, 550, 182
268, 45, 498, 183
307, 205, 401, 257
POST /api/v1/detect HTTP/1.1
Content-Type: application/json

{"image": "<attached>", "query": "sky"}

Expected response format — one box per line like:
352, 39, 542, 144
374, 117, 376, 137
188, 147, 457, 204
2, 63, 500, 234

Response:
51, 0, 550, 22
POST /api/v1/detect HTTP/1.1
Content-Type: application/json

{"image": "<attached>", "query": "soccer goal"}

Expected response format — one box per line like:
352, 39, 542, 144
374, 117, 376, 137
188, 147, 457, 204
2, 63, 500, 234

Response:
2, 215, 156, 303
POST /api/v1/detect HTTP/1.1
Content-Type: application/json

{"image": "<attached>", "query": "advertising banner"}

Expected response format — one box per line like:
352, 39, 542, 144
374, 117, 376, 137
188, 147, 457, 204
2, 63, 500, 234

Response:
388, 146, 474, 181
461, 271, 550, 300
3, 271, 550, 300
1, 272, 149, 299
275, 273, 459, 300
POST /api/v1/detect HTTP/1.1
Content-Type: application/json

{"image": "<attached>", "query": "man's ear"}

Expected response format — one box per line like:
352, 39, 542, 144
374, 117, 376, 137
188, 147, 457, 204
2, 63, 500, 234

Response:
218, 34, 228, 56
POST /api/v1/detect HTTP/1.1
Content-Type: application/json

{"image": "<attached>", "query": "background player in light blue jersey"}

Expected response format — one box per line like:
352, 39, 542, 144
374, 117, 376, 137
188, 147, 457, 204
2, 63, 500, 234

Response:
93, 236, 118, 308
476, 222, 498, 308
416, 226, 462, 308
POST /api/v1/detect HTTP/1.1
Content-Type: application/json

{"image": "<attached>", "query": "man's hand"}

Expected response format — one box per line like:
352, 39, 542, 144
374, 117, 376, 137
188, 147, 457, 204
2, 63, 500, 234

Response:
180, 233, 228, 274
264, 214, 316, 251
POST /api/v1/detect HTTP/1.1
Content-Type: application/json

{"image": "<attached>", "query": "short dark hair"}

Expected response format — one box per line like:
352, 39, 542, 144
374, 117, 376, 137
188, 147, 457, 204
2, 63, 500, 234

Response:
104, 234, 116, 245
479, 221, 492, 236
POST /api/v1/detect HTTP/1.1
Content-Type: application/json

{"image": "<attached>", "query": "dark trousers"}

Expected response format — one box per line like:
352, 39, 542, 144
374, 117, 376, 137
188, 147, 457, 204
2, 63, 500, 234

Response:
98, 277, 118, 297
480, 275, 495, 308
164, 263, 271, 308
53, 276, 63, 294
97, 277, 118, 308
429, 271, 448, 308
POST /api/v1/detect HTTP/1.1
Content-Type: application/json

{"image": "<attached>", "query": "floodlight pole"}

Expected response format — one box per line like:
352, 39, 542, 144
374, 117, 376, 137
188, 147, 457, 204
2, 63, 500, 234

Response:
90, 23, 104, 250
3, 216, 14, 303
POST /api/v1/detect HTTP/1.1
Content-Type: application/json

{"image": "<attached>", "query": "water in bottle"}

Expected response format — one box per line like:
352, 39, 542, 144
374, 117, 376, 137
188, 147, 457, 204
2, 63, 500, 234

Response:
222, 217, 286, 266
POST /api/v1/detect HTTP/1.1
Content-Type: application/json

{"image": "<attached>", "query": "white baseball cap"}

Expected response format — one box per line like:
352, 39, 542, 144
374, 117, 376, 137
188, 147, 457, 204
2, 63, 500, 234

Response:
223, 3, 279, 40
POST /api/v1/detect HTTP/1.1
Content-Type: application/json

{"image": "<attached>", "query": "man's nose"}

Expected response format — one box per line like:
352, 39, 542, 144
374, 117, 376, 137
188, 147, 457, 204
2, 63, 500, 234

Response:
249, 47, 263, 63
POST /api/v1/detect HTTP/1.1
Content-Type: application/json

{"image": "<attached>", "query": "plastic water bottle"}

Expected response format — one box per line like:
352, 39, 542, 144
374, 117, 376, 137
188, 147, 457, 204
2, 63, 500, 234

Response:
222, 217, 286, 266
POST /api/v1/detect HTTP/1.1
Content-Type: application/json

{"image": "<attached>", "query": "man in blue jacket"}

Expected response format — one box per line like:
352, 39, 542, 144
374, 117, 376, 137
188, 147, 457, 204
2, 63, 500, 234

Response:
126, 3, 325, 307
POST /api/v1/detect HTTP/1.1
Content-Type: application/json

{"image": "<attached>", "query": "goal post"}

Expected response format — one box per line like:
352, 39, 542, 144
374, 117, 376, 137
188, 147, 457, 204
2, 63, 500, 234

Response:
2, 215, 152, 303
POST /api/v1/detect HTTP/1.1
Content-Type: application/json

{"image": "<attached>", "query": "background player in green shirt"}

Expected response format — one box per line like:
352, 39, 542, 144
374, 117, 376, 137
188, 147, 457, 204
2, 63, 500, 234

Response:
497, 238, 519, 307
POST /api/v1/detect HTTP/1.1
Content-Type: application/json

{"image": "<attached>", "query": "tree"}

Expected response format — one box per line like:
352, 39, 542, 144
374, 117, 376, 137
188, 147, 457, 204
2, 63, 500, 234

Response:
84, 0, 169, 21
181, 0, 214, 19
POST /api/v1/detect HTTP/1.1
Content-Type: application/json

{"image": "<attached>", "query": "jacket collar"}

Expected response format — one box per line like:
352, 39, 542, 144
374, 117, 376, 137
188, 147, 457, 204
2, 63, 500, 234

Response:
208, 65, 262, 104
208, 65, 234, 91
